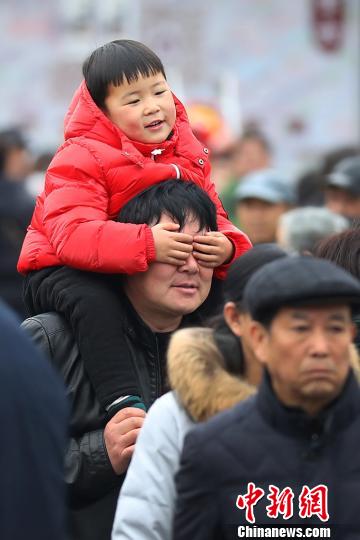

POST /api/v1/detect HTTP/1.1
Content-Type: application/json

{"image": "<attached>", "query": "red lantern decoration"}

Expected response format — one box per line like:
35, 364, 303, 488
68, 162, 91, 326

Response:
311, 0, 345, 53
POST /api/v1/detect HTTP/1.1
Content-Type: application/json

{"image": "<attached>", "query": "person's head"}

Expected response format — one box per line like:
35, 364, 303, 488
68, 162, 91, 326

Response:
82, 39, 176, 144
0, 127, 33, 182
243, 256, 360, 416
324, 155, 360, 221
212, 243, 288, 386
166, 327, 256, 422
231, 128, 272, 179
314, 228, 360, 351
235, 168, 295, 244
118, 180, 216, 332
277, 206, 348, 255
314, 228, 360, 280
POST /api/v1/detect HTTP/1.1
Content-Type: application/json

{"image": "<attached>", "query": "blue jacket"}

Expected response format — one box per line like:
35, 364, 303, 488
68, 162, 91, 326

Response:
174, 370, 360, 539
0, 301, 68, 540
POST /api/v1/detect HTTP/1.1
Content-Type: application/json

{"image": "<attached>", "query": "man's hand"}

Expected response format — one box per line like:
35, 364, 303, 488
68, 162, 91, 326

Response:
104, 407, 146, 475
151, 222, 193, 265
193, 231, 234, 267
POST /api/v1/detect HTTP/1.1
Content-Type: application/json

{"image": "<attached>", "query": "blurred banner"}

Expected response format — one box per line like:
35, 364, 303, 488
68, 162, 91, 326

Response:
0, 0, 359, 171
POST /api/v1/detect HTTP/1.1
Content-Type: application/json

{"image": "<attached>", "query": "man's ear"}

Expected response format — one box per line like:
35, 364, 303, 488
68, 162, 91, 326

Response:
223, 302, 242, 337
249, 321, 270, 366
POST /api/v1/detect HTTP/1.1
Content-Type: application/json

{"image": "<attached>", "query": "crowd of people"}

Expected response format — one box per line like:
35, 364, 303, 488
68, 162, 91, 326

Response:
0, 38, 360, 540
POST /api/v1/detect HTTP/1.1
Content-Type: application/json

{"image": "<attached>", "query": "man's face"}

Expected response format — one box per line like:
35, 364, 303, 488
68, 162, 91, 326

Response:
104, 72, 176, 144
232, 139, 271, 178
124, 214, 214, 331
251, 305, 355, 414
325, 187, 360, 220
236, 198, 289, 244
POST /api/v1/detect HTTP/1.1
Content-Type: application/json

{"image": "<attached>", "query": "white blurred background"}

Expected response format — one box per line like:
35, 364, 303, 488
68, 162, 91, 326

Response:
1, 0, 359, 173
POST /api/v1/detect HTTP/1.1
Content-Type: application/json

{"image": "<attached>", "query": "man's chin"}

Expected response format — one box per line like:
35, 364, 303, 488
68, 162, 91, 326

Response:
167, 301, 202, 317
301, 381, 339, 401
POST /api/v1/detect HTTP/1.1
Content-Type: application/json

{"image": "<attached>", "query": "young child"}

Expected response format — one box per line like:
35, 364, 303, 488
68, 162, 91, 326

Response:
18, 39, 251, 416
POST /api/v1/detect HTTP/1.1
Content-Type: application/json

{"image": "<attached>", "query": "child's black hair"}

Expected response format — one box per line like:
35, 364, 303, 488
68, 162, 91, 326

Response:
82, 39, 166, 109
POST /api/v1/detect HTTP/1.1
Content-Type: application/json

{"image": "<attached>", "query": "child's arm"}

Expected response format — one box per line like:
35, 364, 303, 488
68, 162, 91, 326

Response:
42, 143, 181, 274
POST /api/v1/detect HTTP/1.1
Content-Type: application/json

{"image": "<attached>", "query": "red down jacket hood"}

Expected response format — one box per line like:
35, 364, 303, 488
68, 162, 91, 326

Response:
18, 81, 251, 276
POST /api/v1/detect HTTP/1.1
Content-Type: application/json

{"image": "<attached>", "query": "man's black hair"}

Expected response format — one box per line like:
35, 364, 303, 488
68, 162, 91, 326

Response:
82, 39, 166, 110
118, 179, 218, 232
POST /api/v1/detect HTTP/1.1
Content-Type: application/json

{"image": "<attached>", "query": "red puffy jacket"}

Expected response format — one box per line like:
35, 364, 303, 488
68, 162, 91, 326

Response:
18, 81, 251, 278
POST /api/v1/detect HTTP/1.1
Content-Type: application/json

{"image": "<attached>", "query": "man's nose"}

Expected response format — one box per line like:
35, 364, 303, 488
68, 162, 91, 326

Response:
309, 329, 330, 357
178, 252, 200, 273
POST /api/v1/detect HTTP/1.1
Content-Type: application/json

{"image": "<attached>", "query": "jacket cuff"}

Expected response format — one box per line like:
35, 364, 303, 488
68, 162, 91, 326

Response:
145, 225, 156, 264
215, 231, 252, 279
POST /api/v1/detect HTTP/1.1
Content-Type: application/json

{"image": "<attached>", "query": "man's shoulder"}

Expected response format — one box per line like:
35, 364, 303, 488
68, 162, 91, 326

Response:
21, 312, 75, 359
190, 395, 257, 445
21, 312, 72, 339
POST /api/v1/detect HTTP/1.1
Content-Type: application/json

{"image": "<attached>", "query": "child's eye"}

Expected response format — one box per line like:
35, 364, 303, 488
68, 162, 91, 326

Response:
127, 99, 140, 105
155, 90, 166, 96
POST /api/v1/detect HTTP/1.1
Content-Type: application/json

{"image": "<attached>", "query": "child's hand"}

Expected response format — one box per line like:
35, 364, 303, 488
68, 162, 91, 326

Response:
193, 231, 234, 267
151, 222, 193, 265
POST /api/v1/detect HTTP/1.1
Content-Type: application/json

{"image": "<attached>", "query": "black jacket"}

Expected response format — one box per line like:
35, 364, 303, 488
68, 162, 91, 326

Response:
174, 371, 360, 540
22, 292, 199, 540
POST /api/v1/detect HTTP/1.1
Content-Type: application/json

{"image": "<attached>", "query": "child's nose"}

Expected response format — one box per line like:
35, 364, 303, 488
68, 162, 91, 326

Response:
144, 98, 160, 115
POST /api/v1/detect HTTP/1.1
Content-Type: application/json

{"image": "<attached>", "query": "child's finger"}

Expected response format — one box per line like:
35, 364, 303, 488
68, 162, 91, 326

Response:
169, 249, 191, 260
173, 232, 193, 244
193, 251, 219, 262
192, 242, 218, 254
193, 234, 218, 244
196, 260, 219, 268
173, 240, 193, 253
153, 222, 180, 232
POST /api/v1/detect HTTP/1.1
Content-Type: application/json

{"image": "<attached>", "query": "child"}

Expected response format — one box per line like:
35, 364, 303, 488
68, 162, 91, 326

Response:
18, 39, 251, 416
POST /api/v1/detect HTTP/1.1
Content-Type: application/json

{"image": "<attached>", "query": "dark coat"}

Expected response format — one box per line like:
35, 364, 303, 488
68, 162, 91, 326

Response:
0, 178, 34, 315
174, 371, 360, 540
0, 300, 68, 540
22, 291, 200, 540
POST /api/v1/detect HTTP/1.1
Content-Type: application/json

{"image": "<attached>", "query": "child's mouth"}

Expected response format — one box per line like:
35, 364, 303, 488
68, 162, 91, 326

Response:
145, 120, 163, 129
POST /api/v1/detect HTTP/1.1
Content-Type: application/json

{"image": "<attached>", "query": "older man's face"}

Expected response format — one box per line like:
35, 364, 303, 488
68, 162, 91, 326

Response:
252, 305, 355, 415
123, 213, 214, 332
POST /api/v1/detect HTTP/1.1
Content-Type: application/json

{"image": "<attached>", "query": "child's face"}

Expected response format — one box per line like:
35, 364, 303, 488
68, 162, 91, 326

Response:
104, 72, 176, 144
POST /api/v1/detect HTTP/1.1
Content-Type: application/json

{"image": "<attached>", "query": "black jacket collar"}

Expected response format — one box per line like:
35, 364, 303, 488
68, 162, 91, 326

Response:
113, 284, 204, 347
257, 369, 360, 439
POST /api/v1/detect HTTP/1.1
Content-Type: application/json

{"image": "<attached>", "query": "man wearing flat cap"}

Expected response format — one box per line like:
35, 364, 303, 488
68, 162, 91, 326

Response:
234, 168, 295, 245
174, 256, 360, 540
325, 155, 360, 222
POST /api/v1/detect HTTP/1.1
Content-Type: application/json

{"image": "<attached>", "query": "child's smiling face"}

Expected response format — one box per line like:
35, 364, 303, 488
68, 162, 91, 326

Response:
104, 72, 176, 144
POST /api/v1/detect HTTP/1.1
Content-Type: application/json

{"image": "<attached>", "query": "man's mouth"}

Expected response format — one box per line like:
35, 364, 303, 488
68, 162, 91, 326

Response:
173, 283, 199, 295
173, 283, 199, 290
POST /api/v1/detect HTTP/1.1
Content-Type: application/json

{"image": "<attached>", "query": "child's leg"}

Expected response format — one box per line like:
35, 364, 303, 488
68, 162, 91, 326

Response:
23, 267, 143, 412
